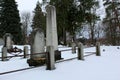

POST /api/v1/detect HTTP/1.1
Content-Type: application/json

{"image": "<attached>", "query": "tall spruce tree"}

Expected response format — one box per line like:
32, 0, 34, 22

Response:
0, 0, 23, 44
32, 1, 46, 33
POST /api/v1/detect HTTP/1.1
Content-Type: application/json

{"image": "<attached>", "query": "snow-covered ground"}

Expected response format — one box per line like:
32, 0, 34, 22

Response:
0, 45, 120, 80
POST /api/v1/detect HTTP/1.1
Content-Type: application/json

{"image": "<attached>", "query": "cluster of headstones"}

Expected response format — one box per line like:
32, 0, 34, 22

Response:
1, 5, 61, 70
1, 33, 29, 61
71, 42, 101, 59
0, 5, 60, 69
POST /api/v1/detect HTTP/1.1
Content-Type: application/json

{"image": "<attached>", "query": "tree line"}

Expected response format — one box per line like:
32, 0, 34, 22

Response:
0, 0, 119, 45
103, 0, 120, 45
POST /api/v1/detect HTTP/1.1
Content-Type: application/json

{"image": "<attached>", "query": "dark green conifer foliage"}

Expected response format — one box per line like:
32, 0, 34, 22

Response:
32, 1, 46, 33
0, 0, 23, 44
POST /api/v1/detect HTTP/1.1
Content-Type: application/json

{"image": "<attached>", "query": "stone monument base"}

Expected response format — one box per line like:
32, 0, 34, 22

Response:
27, 51, 62, 66
27, 58, 46, 66
55, 50, 62, 61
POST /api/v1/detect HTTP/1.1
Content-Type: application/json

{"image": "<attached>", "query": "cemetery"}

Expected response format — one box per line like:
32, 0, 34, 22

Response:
0, 0, 120, 80
0, 5, 102, 71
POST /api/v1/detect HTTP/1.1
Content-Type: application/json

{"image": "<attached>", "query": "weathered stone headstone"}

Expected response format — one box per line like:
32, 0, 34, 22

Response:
72, 42, 76, 54
2, 47, 8, 61
23, 46, 28, 58
3, 33, 13, 50
46, 5, 58, 51
96, 42, 101, 56
27, 28, 45, 66
46, 5, 58, 70
66, 32, 73, 46
77, 42, 84, 60
46, 46, 55, 70
0, 38, 4, 46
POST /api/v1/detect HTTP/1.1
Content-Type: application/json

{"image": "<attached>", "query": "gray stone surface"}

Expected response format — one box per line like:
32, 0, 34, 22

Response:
77, 42, 84, 60
72, 42, 76, 53
46, 5, 58, 70
24, 46, 28, 58
30, 29, 45, 59
96, 42, 101, 56
3, 33, 13, 49
0, 38, 4, 45
2, 47, 8, 61
46, 5, 58, 51
46, 46, 55, 70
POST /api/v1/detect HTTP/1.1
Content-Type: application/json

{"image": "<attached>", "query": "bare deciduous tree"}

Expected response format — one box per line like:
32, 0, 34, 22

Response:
21, 12, 31, 44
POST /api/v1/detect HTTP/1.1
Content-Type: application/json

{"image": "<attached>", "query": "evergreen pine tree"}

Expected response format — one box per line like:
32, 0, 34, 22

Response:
32, 1, 46, 33
0, 0, 23, 44
0, 0, 3, 33
67, 0, 80, 40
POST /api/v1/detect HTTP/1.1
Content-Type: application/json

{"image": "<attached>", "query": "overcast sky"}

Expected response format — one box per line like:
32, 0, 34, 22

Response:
16, 0, 105, 19
15, 0, 42, 13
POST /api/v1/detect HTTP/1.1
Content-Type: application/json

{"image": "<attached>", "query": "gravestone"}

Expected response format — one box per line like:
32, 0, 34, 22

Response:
66, 32, 73, 46
27, 28, 45, 66
96, 42, 101, 56
46, 5, 58, 70
0, 38, 4, 45
3, 33, 13, 50
2, 47, 8, 61
46, 5, 58, 51
23, 46, 28, 58
72, 42, 76, 54
77, 42, 84, 60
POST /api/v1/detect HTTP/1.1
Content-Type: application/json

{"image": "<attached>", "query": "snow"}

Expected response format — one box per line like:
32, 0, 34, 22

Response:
0, 45, 120, 80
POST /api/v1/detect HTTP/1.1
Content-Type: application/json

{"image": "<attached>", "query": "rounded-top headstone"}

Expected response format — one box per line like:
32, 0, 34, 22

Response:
30, 28, 45, 58
3, 33, 13, 49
